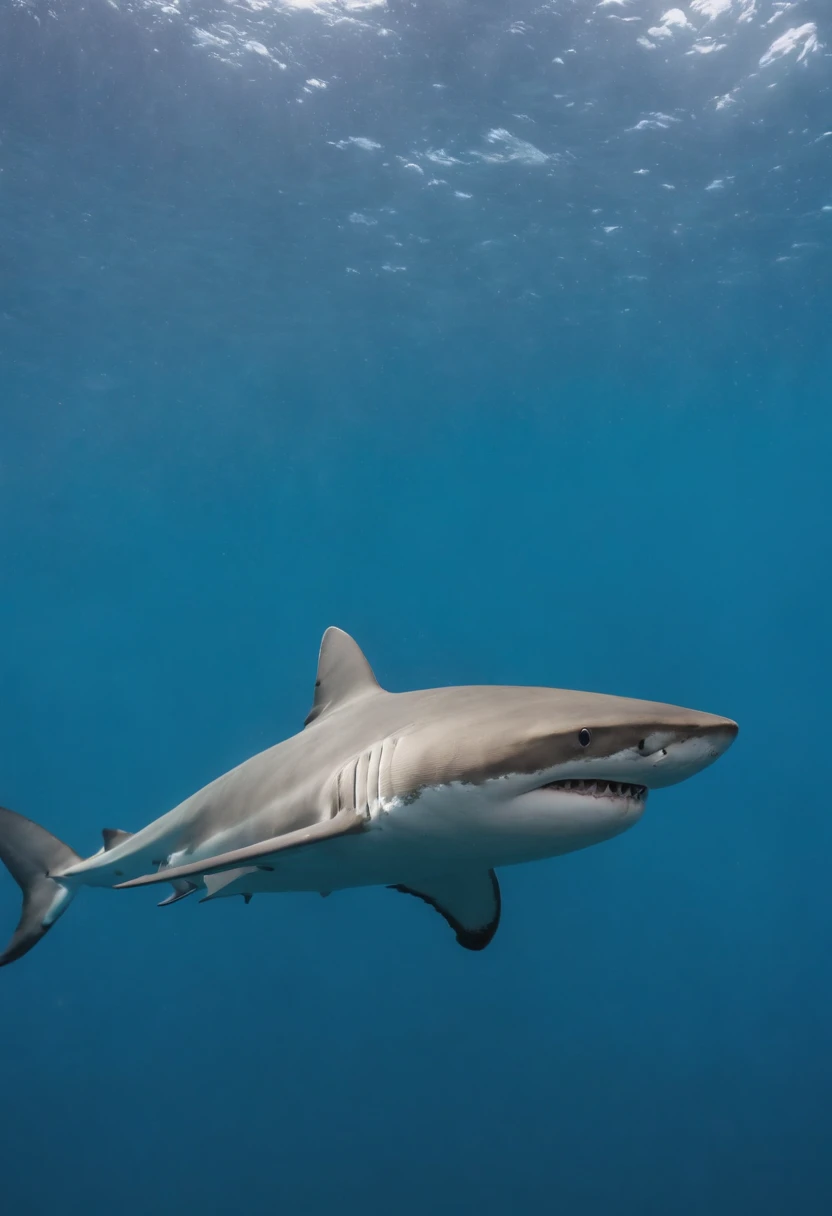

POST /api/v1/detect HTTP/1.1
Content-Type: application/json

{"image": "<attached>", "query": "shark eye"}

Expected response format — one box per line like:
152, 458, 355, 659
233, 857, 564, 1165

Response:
578, 728, 592, 747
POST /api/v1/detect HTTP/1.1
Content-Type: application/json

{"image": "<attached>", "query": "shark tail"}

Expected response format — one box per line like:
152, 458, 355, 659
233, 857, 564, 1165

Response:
0, 806, 81, 967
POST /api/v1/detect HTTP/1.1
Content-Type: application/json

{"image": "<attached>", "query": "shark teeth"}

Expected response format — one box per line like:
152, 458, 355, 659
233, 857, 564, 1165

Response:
541, 779, 647, 801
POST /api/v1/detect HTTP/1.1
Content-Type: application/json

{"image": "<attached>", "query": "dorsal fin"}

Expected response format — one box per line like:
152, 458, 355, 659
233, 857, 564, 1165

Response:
102, 828, 133, 851
304, 628, 383, 726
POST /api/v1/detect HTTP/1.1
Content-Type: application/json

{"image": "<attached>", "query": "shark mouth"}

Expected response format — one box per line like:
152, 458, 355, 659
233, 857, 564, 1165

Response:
541, 779, 648, 802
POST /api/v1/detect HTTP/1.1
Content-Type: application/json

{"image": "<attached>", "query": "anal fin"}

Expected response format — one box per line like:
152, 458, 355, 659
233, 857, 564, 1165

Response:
389, 869, 501, 951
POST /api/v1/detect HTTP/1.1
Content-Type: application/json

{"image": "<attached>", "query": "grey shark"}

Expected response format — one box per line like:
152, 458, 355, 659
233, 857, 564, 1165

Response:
0, 628, 738, 965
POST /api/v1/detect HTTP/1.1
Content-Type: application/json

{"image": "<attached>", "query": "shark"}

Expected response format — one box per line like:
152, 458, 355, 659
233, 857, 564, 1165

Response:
0, 627, 738, 966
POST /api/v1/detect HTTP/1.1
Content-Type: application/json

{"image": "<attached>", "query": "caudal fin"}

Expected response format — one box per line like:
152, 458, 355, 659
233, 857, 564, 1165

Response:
0, 806, 81, 967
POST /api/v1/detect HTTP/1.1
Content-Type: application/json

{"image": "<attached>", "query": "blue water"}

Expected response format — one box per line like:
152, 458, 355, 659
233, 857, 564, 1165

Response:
2, 1, 831, 1211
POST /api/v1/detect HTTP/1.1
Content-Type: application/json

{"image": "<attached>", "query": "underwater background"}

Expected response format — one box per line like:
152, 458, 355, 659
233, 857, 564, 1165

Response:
1, 0, 831, 1212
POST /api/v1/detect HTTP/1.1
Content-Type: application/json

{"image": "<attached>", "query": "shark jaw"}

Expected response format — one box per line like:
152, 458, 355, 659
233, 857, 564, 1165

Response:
540, 778, 647, 799
361, 766, 652, 876
498, 776, 649, 864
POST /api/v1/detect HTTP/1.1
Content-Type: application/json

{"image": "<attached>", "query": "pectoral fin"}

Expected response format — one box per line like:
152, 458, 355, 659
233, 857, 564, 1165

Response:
114, 809, 367, 891
389, 869, 501, 951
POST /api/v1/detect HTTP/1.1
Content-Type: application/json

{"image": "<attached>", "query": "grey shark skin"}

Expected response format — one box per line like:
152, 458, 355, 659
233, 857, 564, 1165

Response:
0, 628, 738, 964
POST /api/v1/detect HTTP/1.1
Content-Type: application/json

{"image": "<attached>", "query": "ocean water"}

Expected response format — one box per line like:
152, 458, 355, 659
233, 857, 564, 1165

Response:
1, 1, 831, 1212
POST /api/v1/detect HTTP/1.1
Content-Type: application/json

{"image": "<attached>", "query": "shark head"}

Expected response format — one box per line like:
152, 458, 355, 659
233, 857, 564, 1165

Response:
376, 677, 738, 864
393, 683, 738, 790
303, 629, 738, 867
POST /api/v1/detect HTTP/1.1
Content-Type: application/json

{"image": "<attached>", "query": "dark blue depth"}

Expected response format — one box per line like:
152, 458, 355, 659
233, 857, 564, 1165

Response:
1, 2, 830, 1213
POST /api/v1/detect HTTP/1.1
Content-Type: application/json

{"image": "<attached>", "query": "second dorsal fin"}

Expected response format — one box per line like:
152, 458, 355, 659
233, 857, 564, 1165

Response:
304, 628, 383, 727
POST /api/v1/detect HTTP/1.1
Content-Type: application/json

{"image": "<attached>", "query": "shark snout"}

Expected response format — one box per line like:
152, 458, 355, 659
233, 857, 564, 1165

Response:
695, 716, 739, 757
644, 717, 738, 788
712, 718, 739, 746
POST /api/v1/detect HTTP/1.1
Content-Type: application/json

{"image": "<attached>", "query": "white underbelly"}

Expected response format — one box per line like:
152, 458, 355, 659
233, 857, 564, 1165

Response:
217, 781, 646, 898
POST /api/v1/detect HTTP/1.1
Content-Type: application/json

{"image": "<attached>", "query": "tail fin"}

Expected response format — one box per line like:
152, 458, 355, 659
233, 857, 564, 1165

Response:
0, 806, 81, 967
